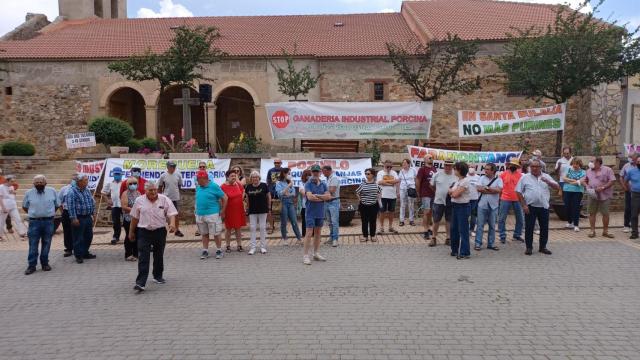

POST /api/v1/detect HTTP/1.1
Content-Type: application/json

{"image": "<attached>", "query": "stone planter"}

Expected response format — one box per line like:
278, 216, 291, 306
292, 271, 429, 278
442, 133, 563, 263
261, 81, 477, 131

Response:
109, 146, 129, 155
169, 152, 210, 159
120, 153, 164, 159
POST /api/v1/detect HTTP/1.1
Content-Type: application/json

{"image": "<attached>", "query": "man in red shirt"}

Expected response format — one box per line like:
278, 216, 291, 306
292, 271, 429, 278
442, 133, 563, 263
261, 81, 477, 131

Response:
498, 158, 524, 243
415, 154, 436, 240
119, 166, 146, 196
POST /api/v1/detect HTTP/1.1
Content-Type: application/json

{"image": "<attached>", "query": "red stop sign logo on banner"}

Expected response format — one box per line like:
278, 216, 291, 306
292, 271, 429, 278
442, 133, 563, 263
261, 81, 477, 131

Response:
271, 110, 290, 129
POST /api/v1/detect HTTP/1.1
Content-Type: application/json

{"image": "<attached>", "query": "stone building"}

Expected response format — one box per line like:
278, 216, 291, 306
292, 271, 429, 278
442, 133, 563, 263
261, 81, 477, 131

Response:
0, 0, 632, 158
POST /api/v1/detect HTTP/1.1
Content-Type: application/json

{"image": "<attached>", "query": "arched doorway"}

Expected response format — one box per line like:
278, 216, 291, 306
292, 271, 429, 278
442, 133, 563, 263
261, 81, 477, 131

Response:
158, 86, 205, 144
107, 87, 146, 138
215, 87, 256, 152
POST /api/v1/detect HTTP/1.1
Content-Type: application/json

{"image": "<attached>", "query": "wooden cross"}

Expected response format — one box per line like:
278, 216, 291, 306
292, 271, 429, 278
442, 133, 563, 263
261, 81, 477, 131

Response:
173, 87, 201, 140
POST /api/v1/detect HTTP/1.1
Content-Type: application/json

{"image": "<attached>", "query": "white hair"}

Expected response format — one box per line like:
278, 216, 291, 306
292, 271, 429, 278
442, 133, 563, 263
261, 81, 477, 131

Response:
33, 174, 47, 183
249, 170, 260, 179
77, 174, 89, 181
144, 180, 158, 190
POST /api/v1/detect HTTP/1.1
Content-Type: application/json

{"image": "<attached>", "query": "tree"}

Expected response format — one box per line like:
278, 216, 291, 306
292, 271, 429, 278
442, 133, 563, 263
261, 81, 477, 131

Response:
270, 46, 321, 100
496, 0, 640, 154
108, 26, 226, 138
386, 33, 481, 102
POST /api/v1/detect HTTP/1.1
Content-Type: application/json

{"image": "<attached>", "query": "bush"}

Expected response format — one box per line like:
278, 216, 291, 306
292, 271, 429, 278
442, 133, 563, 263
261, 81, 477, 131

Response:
88, 116, 134, 146
126, 139, 143, 153
140, 137, 159, 151
228, 132, 262, 154
1, 141, 36, 156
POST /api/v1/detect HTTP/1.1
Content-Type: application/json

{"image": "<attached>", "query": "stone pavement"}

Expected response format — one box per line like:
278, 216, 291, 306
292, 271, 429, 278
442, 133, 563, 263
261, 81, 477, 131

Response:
1, 214, 640, 359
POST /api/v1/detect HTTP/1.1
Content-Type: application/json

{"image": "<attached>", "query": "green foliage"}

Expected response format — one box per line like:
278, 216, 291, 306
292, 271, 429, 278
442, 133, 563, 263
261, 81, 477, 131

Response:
365, 140, 381, 167
496, 0, 640, 104
88, 116, 134, 147
228, 132, 262, 154
126, 138, 143, 153
270, 45, 321, 100
386, 33, 482, 101
1, 141, 35, 156
140, 137, 159, 151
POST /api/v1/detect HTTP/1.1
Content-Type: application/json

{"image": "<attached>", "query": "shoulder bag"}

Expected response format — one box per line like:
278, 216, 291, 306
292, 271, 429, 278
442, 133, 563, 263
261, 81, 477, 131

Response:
401, 170, 418, 198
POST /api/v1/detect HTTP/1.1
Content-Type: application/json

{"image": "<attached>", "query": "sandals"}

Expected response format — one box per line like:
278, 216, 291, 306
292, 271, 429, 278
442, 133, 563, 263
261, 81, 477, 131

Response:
370, 237, 377, 242
388, 228, 399, 235
487, 246, 500, 251
602, 233, 614, 239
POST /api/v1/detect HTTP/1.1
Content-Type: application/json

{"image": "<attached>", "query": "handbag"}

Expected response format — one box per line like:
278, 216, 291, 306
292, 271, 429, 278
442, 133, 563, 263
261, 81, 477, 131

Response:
401, 170, 418, 198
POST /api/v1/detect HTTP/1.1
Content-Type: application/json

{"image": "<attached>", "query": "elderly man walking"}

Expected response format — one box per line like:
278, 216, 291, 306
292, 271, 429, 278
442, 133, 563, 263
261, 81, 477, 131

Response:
66, 174, 97, 264
22, 175, 59, 275
128, 181, 177, 292
516, 159, 560, 256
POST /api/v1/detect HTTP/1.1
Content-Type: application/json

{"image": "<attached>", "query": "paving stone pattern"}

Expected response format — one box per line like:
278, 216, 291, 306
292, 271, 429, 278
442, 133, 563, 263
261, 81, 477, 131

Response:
1, 223, 640, 359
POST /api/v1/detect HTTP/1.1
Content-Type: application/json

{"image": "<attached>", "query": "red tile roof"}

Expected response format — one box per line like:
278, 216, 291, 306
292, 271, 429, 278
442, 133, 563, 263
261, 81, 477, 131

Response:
0, 13, 418, 60
403, 0, 562, 41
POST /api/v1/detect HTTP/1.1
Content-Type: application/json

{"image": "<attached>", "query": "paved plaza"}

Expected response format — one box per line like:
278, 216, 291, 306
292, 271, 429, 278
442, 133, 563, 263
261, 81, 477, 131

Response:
1, 214, 640, 359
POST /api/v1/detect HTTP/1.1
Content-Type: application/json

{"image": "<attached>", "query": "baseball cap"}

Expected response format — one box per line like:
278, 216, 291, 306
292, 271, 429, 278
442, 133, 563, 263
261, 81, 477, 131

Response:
196, 170, 209, 179
444, 160, 454, 165
167, 160, 177, 167
310, 165, 321, 172
112, 167, 123, 175
131, 166, 142, 172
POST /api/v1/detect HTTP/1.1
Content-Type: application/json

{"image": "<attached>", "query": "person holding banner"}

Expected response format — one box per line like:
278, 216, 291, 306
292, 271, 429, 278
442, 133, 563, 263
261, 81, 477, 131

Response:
499, 159, 525, 244
398, 159, 417, 227
474, 163, 502, 251
322, 165, 341, 247
416, 155, 436, 240
222, 170, 247, 252
121, 177, 141, 261
245, 171, 271, 255
429, 160, 457, 247
276, 168, 303, 246
356, 168, 381, 243
303, 165, 332, 265
449, 162, 472, 259
158, 161, 184, 238
195, 170, 227, 260
516, 159, 559, 256
377, 160, 400, 235
101, 167, 124, 245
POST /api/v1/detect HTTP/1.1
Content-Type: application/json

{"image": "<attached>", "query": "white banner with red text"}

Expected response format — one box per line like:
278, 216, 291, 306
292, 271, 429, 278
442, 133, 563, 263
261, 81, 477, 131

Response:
75, 160, 106, 191
624, 143, 640, 155
265, 101, 433, 140
407, 146, 522, 175
260, 158, 372, 187
103, 158, 230, 189
458, 103, 566, 138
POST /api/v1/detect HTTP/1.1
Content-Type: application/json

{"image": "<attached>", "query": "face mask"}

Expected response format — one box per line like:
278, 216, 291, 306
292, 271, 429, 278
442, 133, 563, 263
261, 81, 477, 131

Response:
114, 175, 122, 181
128, 184, 137, 191
35, 185, 45, 193
588, 162, 595, 169
132, 171, 141, 177
71, 179, 77, 187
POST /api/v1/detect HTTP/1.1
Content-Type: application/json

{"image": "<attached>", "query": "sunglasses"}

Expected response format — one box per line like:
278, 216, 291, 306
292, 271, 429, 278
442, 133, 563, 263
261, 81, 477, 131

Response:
199, 166, 206, 169
130, 182, 138, 185
365, 172, 372, 175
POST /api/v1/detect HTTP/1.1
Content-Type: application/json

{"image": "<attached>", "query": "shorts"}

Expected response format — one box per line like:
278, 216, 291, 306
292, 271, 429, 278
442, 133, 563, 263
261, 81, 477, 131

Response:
195, 214, 223, 236
306, 217, 324, 228
588, 198, 610, 215
432, 203, 451, 223
172, 200, 179, 211
420, 197, 432, 210
380, 198, 396, 213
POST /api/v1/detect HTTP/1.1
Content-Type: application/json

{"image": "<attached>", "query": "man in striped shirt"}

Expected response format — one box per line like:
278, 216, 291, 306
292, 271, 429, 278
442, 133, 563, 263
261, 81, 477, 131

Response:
67, 174, 97, 264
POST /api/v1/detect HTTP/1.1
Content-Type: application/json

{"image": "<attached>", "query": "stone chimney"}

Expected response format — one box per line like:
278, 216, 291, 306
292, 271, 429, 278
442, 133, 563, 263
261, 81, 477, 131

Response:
59, 0, 127, 20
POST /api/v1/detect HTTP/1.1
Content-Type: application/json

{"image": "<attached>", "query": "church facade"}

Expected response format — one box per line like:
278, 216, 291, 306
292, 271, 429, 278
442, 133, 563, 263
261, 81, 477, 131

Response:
0, 0, 633, 158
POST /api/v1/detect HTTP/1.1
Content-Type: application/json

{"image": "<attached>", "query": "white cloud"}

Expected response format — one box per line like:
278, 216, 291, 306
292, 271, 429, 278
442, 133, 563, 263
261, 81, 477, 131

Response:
378, 8, 396, 13
0, 0, 58, 37
137, 0, 194, 18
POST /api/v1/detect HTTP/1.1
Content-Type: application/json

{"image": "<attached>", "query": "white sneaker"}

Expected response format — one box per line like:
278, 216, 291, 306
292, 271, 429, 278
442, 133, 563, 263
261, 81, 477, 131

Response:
260, 248, 267, 254
534, 230, 540, 235
331, 240, 338, 247
313, 253, 327, 262
248, 247, 256, 255
565, 223, 573, 229
303, 255, 311, 265
574, 226, 580, 232
282, 239, 289, 246
623, 227, 631, 233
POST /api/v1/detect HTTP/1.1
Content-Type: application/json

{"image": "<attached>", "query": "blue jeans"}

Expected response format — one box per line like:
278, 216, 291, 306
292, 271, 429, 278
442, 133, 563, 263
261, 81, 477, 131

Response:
325, 200, 340, 242
451, 203, 471, 257
280, 198, 301, 240
525, 206, 549, 250
469, 199, 478, 231
475, 206, 498, 248
498, 200, 524, 241
27, 219, 54, 268
72, 216, 94, 259
562, 191, 583, 227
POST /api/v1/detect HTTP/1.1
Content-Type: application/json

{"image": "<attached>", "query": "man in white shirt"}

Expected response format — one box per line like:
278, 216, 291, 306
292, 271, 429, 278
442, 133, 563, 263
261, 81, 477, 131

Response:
467, 167, 481, 236
555, 146, 572, 189
516, 159, 560, 256
377, 160, 400, 234
158, 161, 184, 237
101, 167, 124, 245
322, 165, 341, 247
429, 160, 458, 247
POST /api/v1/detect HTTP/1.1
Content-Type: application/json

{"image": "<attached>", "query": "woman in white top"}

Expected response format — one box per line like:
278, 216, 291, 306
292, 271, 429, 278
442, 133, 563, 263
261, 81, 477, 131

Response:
448, 162, 472, 259
398, 159, 417, 226
0, 175, 27, 239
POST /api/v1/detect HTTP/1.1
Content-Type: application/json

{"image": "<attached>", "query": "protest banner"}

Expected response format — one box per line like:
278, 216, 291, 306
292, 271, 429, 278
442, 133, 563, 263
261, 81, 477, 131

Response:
104, 158, 231, 189
407, 146, 522, 175
458, 103, 566, 138
260, 158, 372, 187
75, 160, 105, 191
624, 143, 640, 155
65, 132, 97, 149
265, 101, 433, 140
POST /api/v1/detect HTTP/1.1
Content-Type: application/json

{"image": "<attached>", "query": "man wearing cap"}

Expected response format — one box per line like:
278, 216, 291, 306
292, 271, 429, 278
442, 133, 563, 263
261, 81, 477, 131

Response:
128, 181, 178, 292
119, 166, 146, 196
22, 175, 59, 275
416, 154, 436, 240
303, 165, 332, 265
158, 161, 184, 237
195, 170, 227, 260
322, 165, 341, 247
498, 158, 525, 243
67, 174, 97, 264
429, 159, 457, 246
58, 173, 78, 257
101, 167, 124, 244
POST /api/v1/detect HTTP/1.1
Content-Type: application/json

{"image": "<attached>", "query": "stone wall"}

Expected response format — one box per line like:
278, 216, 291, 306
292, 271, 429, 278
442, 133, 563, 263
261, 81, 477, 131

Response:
0, 156, 49, 174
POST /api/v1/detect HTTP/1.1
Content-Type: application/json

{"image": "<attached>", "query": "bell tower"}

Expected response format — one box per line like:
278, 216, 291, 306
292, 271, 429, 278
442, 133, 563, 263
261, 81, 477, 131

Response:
59, 0, 127, 20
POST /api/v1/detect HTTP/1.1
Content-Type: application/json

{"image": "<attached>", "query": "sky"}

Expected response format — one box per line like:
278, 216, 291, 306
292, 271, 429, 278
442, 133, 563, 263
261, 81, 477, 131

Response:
0, 0, 637, 36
